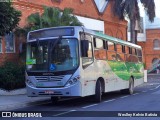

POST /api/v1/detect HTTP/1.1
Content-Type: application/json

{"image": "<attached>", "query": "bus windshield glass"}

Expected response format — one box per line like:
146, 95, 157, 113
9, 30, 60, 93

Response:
26, 38, 79, 72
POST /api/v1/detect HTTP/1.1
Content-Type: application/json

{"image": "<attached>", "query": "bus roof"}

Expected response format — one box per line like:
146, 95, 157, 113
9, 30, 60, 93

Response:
82, 27, 142, 49
28, 26, 141, 49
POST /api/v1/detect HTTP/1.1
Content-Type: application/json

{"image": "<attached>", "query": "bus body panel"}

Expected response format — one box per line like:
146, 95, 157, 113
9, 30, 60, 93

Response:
26, 26, 144, 99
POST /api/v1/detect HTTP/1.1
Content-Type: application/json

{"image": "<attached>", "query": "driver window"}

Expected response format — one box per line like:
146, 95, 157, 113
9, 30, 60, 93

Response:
80, 33, 93, 68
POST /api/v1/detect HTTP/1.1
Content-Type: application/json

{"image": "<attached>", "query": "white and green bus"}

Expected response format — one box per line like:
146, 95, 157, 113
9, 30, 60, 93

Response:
26, 26, 144, 103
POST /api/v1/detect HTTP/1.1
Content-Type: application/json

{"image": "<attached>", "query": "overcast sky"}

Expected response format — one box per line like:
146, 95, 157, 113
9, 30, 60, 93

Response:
154, 0, 160, 17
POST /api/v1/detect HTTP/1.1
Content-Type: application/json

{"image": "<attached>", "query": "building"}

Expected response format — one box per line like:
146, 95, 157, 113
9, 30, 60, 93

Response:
0, 0, 127, 65
136, 0, 160, 70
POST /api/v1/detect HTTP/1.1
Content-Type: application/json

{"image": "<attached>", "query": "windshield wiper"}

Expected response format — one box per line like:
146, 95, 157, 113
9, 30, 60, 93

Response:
36, 38, 41, 51
48, 36, 62, 71
50, 36, 62, 52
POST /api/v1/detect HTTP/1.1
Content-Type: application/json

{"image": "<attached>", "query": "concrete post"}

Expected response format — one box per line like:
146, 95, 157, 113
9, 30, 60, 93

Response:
144, 70, 147, 82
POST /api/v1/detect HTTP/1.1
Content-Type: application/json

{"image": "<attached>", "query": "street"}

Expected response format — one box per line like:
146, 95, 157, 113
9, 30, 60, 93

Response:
1, 75, 160, 120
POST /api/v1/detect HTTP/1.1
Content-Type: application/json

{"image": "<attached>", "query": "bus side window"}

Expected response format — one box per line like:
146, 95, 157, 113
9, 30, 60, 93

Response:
80, 33, 93, 67
126, 46, 131, 62
107, 41, 116, 61
137, 49, 142, 62
81, 40, 89, 57
122, 45, 125, 53
116, 44, 125, 62
127, 47, 132, 62
94, 38, 107, 60
131, 48, 138, 63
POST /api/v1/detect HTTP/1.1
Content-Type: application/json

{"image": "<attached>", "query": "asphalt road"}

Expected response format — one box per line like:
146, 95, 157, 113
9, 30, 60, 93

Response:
2, 75, 160, 120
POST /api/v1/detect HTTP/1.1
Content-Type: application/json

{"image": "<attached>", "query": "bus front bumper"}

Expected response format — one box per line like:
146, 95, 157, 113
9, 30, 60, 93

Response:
26, 82, 82, 97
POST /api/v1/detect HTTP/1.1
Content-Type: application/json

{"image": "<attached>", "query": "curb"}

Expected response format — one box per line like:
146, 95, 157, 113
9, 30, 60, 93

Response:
0, 88, 26, 96
148, 74, 160, 76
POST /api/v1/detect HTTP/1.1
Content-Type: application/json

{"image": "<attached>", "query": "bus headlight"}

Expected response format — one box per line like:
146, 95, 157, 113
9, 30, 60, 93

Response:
26, 79, 34, 87
65, 76, 80, 87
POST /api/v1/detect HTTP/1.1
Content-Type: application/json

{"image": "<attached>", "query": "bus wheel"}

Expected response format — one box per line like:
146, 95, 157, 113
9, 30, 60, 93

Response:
51, 97, 59, 104
121, 77, 134, 95
94, 80, 102, 103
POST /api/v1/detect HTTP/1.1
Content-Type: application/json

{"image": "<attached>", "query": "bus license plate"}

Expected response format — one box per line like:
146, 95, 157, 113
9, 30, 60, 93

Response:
45, 90, 54, 94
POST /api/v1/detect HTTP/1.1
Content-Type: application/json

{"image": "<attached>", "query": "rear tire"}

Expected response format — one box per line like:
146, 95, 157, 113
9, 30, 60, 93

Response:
94, 80, 102, 103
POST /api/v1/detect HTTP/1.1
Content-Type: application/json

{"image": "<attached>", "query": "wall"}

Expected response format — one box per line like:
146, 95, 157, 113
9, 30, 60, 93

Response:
139, 29, 160, 69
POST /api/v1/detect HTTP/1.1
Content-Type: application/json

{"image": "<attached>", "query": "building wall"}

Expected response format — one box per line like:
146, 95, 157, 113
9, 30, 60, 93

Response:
138, 29, 160, 69
0, 0, 127, 64
13, 0, 127, 39
137, 0, 160, 70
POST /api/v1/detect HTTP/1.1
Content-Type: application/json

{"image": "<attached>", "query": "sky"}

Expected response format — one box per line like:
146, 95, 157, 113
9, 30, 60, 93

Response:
154, 0, 160, 17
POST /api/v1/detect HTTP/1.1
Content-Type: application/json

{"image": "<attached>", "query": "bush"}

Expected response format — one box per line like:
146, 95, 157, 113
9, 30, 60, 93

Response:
0, 62, 25, 91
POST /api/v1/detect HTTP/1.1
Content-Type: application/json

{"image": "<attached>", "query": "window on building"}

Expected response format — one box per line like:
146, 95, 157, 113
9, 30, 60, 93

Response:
5, 32, 15, 53
153, 39, 160, 50
0, 37, 2, 53
93, 0, 109, 13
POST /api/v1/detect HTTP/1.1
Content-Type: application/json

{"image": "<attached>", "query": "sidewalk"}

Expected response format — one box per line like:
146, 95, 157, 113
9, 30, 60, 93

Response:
0, 95, 50, 111
0, 74, 160, 111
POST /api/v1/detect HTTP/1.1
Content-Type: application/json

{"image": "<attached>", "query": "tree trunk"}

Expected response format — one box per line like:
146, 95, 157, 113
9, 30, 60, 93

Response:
130, 18, 137, 44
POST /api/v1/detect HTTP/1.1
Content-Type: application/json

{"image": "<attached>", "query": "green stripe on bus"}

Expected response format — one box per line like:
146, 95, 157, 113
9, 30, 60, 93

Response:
107, 61, 144, 80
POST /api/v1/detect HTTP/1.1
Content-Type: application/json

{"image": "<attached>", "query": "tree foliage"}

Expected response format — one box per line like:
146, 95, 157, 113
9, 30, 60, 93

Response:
15, 6, 83, 37
113, 0, 155, 22
0, 2, 21, 36
112, 0, 155, 44
27, 6, 83, 31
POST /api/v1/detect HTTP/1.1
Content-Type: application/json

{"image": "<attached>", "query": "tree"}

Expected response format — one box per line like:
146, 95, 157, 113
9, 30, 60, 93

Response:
0, 2, 21, 36
15, 6, 83, 37
27, 6, 83, 31
113, 0, 155, 44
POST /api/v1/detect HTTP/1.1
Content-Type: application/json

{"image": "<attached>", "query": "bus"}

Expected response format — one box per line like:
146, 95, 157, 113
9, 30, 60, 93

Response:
26, 26, 144, 103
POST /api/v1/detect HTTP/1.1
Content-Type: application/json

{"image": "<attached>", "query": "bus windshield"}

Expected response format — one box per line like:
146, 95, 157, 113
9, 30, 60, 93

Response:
26, 38, 79, 72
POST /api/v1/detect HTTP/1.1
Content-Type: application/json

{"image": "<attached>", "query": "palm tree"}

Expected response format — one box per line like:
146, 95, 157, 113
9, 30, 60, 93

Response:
113, 0, 155, 44
14, 6, 83, 43
0, 1, 21, 36
27, 6, 83, 31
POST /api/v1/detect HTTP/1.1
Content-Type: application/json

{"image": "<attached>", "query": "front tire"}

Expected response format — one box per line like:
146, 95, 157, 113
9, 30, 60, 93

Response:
94, 80, 102, 103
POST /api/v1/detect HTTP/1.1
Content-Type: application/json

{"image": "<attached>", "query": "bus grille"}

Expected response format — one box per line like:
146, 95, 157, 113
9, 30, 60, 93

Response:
35, 76, 65, 81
